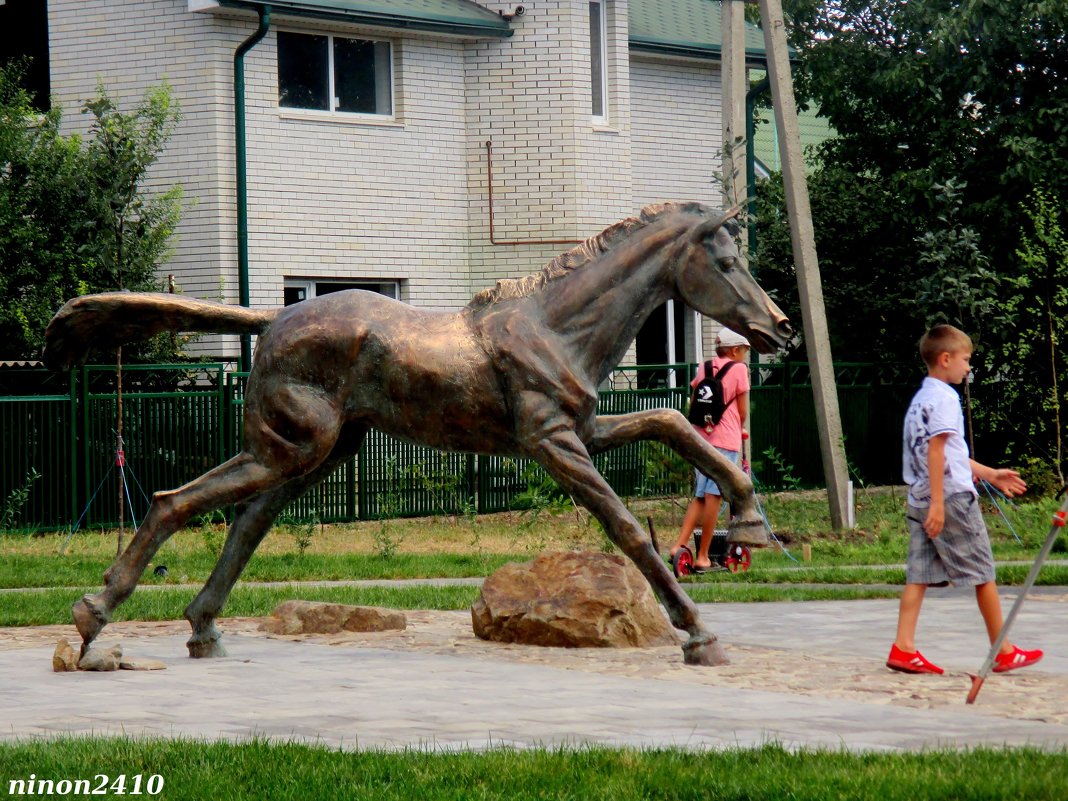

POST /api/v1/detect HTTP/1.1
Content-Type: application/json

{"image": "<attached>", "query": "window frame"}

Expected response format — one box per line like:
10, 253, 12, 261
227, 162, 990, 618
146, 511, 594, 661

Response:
0, 0, 51, 112
277, 29, 395, 120
589, 0, 609, 124
283, 278, 401, 306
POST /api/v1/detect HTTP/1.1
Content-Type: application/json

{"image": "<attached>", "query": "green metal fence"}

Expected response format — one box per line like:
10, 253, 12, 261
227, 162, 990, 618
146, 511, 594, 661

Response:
0, 374, 77, 528
78, 364, 228, 528
0, 361, 918, 529
747, 361, 919, 490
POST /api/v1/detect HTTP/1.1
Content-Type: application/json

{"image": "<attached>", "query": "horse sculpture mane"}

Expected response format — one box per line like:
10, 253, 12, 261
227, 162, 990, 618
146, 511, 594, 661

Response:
466, 201, 714, 309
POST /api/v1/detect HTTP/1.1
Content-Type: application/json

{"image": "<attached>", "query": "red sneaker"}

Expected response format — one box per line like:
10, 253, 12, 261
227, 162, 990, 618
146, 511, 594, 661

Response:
993, 645, 1043, 673
886, 644, 944, 675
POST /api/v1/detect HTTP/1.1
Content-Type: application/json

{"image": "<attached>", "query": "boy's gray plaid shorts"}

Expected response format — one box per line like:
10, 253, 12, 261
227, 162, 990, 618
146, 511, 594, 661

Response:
906, 492, 995, 586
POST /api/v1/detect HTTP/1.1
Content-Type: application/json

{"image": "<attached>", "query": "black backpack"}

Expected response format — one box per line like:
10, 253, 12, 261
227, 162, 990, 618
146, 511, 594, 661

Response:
686, 360, 739, 429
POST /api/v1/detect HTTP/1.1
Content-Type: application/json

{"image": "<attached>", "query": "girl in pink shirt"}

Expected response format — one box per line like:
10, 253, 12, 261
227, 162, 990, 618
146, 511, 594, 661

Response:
669, 329, 751, 570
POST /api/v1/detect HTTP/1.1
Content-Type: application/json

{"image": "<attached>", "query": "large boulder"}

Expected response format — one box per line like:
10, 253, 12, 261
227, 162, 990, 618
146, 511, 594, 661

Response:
260, 601, 407, 635
471, 551, 680, 648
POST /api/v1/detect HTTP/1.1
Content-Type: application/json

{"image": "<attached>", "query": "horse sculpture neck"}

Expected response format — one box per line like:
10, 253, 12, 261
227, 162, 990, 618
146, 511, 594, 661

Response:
517, 216, 691, 384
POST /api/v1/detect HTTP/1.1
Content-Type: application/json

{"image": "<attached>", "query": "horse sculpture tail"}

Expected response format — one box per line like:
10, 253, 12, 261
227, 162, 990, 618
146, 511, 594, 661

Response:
43, 292, 278, 370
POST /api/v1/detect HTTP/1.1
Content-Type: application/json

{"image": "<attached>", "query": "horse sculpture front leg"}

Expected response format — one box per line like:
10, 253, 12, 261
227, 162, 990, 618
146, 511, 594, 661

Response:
529, 427, 728, 666
587, 409, 768, 545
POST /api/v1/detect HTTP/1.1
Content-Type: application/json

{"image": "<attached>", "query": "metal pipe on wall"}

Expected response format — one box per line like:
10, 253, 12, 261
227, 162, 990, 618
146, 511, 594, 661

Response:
234, 5, 272, 372
484, 140, 584, 246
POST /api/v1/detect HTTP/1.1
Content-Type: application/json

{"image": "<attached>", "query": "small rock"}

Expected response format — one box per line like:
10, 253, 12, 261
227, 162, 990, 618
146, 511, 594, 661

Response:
119, 659, 167, 671
260, 600, 407, 635
78, 642, 122, 671
52, 638, 79, 672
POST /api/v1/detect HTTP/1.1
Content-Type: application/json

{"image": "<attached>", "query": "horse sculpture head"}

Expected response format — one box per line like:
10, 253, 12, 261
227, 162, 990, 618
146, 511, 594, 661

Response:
675, 208, 793, 354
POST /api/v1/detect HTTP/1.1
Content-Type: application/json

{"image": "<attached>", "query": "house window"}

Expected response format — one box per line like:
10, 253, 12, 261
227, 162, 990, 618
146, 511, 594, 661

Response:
0, 0, 50, 112
284, 279, 400, 306
589, 1, 607, 122
277, 31, 392, 116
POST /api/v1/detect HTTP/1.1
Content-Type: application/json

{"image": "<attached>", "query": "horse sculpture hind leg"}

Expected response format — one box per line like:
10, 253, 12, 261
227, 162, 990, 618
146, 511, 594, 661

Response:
73, 387, 343, 654
529, 426, 728, 666
183, 424, 368, 658
71, 452, 280, 652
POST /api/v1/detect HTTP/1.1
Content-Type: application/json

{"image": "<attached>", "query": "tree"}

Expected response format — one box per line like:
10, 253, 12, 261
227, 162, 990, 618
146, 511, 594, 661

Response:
990, 185, 1068, 489
0, 64, 182, 361
0, 62, 91, 359
81, 84, 182, 298
754, 163, 922, 363
751, 1, 1068, 480
908, 179, 1006, 342
754, 0, 1068, 354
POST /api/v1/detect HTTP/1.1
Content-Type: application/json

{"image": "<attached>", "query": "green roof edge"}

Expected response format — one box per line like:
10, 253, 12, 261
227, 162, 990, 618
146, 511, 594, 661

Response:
218, 0, 513, 38
629, 36, 769, 63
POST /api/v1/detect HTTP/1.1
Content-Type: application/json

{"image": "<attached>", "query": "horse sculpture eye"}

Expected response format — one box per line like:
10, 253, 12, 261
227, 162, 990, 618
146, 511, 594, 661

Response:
718, 256, 736, 271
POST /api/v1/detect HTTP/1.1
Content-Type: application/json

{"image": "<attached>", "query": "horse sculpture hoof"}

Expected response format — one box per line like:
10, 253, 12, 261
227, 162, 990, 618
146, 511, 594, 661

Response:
72, 594, 109, 656
683, 634, 729, 666
726, 517, 769, 547
187, 637, 228, 659
187, 620, 227, 658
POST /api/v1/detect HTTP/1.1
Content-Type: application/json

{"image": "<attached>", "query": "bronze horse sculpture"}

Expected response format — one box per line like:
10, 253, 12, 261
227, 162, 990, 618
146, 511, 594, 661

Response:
44, 202, 791, 666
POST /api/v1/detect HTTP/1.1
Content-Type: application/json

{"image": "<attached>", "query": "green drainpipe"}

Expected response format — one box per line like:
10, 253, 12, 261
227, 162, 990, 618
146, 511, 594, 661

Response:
234, 5, 271, 372
745, 77, 770, 259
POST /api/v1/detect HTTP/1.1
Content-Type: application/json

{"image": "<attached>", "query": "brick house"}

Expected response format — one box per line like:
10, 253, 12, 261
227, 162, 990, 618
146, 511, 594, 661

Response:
3, 0, 772, 372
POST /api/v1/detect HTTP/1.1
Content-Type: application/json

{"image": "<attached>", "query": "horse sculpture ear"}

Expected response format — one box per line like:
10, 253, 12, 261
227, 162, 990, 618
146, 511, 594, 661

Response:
690, 206, 742, 244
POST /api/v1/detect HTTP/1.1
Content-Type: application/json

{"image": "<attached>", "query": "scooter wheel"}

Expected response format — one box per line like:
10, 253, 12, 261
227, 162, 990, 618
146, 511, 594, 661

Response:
672, 546, 694, 578
725, 545, 752, 573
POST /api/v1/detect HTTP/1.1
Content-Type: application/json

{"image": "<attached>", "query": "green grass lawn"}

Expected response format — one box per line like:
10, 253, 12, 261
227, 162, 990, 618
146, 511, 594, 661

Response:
0, 581, 904, 627
1, 490, 1063, 627
1, 738, 1066, 801
4, 547, 1066, 594
0, 550, 515, 590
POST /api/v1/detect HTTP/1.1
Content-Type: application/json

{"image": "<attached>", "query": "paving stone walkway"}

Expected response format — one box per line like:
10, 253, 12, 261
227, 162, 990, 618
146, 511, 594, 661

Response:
2, 589, 1066, 752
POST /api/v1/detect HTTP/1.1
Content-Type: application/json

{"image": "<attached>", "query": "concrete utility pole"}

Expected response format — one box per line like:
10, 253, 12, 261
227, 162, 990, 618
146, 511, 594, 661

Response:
756, 0, 851, 529
721, 0, 748, 209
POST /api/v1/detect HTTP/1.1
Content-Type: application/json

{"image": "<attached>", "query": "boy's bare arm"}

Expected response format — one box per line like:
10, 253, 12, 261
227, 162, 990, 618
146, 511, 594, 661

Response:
970, 459, 1027, 497
737, 392, 749, 430
925, 434, 949, 538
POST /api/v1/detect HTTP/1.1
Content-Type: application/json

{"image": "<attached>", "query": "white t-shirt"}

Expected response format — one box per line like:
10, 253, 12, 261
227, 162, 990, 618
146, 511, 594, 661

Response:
902, 376, 976, 507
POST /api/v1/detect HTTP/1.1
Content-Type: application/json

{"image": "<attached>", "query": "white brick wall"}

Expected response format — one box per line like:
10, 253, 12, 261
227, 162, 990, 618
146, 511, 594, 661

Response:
242, 30, 472, 312
49, 0, 240, 355
630, 55, 722, 209
630, 54, 726, 361
576, 0, 632, 234
465, 1, 585, 297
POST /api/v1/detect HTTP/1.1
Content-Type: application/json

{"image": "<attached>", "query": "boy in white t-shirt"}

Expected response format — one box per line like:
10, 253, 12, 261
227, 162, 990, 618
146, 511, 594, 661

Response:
889, 324, 1042, 674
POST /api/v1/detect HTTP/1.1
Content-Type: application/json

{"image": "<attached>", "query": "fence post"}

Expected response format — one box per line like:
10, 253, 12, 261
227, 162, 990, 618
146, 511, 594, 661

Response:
476, 454, 488, 514
216, 365, 226, 467
357, 440, 367, 520
465, 453, 476, 512
68, 369, 79, 523
79, 365, 90, 527
781, 358, 792, 481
